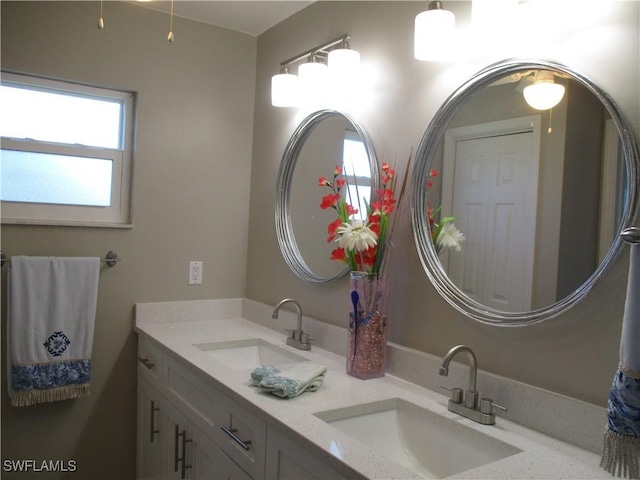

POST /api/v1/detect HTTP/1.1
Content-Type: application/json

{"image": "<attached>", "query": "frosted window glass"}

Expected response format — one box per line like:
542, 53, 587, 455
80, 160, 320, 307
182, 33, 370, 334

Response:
343, 137, 370, 178
0, 85, 123, 149
1, 149, 112, 206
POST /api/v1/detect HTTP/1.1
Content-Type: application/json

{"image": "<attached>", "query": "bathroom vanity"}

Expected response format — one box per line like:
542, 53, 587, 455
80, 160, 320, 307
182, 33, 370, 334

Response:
135, 298, 612, 480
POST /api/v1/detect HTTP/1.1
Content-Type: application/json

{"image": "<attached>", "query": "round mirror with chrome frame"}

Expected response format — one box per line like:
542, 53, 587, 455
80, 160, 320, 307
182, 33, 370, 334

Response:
276, 109, 379, 283
411, 58, 639, 326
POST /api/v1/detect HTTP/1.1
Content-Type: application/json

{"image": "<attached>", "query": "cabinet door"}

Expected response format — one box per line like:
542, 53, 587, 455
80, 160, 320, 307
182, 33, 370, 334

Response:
137, 378, 164, 480
265, 427, 347, 480
163, 400, 193, 480
192, 428, 252, 480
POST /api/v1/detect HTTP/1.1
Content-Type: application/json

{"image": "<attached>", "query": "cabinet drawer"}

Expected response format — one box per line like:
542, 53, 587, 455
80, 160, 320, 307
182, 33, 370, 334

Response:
165, 355, 226, 442
216, 395, 267, 480
138, 336, 163, 388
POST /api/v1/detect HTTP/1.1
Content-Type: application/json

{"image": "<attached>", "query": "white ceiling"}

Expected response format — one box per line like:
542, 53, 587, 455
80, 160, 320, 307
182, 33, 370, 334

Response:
130, 1, 315, 36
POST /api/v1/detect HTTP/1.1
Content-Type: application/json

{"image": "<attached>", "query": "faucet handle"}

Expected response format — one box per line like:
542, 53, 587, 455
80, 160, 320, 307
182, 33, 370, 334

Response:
441, 385, 463, 404
479, 398, 507, 415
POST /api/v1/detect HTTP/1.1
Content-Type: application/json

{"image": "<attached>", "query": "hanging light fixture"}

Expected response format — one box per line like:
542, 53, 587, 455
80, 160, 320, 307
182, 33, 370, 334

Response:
414, 1, 455, 61
271, 34, 360, 108
523, 71, 566, 110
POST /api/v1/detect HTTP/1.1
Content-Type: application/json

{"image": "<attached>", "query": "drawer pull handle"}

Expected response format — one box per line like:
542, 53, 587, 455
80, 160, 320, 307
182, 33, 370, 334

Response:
221, 425, 252, 451
174, 425, 181, 472
150, 400, 160, 442
138, 357, 155, 370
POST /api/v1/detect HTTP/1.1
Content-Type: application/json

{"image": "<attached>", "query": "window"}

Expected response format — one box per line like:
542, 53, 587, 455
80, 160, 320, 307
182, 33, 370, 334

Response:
1, 72, 135, 226
342, 131, 371, 221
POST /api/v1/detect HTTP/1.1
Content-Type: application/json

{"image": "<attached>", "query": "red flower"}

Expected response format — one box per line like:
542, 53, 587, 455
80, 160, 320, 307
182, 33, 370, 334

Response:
336, 178, 346, 189
320, 193, 341, 210
346, 204, 359, 216
330, 247, 347, 262
327, 218, 343, 242
333, 165, 342, 176
318, 176, 330, 187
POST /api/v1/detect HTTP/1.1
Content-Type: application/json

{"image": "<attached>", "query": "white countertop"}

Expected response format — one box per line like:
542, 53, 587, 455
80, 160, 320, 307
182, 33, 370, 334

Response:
134, 299, 610, 480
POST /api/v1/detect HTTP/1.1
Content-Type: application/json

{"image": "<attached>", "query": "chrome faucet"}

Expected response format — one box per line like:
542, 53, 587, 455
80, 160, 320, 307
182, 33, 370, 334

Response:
439, 345, 506, 425
272, 299, 311, 351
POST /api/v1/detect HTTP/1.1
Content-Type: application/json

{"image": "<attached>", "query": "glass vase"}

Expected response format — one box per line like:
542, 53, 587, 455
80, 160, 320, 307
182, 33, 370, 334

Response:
347, 271, 389, 379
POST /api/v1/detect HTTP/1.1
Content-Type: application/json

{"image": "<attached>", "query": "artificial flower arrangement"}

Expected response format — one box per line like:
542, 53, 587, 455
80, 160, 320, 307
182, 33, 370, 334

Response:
425, 169, 465, 254
318, 162, 401, 276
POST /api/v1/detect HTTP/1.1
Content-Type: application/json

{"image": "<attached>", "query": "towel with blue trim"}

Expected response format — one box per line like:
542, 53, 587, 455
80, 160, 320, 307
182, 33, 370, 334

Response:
602, 233, 640, 477
251, 363, 326, 398
8, 256, 100, 407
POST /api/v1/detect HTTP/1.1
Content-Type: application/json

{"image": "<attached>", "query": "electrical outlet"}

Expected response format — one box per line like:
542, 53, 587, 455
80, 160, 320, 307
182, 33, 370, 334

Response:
189, 261, 203, 285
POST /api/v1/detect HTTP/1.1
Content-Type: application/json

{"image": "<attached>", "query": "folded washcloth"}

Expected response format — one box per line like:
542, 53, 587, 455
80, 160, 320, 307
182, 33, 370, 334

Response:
8, 256, 100, 407
250, 365, 280, 386
255, 363, 327, 399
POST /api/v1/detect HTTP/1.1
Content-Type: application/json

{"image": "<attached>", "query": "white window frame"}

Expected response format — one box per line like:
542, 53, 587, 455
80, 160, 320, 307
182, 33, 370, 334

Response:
1, 72, 135, 227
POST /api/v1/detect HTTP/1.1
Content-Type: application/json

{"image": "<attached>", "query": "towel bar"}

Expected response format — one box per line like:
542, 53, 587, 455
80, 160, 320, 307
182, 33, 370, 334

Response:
0, 250, 119, 267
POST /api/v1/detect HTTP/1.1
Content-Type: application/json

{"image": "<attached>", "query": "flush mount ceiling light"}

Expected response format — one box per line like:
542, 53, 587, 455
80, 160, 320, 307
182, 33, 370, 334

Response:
414, 1, 455, 61
523, 71, 566, 110
271, 34, 360, 108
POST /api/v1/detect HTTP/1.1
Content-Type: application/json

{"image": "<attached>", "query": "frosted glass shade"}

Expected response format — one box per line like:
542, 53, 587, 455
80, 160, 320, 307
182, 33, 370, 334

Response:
523, 81, 565, 110
328, 48, 361, 77
271, 72, 300, 107
414, 7, 455, 61
298, 61, 328, 93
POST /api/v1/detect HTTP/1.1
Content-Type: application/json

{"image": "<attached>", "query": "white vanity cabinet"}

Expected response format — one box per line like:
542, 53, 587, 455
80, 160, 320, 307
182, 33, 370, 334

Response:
137, 336, 267, 480
137, 335, 349, 480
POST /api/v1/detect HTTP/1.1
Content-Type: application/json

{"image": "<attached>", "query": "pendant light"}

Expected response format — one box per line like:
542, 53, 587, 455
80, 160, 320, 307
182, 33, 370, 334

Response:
414, 1, 455, 62
523, 71, 565, 110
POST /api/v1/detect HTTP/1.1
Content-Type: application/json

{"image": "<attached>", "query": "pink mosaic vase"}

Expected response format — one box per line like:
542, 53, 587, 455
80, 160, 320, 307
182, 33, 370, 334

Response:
347, 271, 389, 379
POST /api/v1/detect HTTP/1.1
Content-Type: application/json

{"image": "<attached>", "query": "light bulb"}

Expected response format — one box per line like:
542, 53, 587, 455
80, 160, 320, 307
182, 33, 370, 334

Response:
523, 72, 565, 110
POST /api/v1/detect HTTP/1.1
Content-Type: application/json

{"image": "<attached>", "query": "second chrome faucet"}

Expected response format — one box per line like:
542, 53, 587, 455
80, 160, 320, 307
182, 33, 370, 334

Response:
272, 298, 312, 351
439, 345, 506, 425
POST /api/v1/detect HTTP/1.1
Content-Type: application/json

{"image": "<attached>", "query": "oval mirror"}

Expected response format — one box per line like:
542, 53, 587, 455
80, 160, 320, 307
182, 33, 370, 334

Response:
276, 109, 378, 283
412, 58, 639, 325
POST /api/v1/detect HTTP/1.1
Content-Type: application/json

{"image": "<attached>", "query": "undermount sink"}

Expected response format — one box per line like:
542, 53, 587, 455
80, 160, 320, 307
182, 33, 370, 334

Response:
194, 338, 309, 370
315, 398, 521, 479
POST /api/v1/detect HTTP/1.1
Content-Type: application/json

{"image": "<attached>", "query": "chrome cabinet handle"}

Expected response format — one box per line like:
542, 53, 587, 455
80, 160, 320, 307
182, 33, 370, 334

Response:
173, 425, 192, 479
174, 425, 180, 472
221, 425, 252, 451
137, 357, 155, 370
180, 430, 192, 479
150, 400, 160, 443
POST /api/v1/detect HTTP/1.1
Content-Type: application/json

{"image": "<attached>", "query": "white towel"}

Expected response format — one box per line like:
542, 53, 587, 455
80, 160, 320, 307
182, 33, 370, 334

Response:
256, 363, 327, 398
8, 256, 100, 407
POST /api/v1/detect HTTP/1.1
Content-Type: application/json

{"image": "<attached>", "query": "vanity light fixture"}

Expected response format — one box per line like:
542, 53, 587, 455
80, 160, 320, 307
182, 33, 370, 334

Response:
271, 34, 359, 107
523, 71, 566, 110
414, 1, 455, 61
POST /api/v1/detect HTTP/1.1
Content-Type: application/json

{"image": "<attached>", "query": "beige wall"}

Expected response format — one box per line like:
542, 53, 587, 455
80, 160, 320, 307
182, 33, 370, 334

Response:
1, 2, 256, 478
2, 1, 640, 478
248, 0, 640, 407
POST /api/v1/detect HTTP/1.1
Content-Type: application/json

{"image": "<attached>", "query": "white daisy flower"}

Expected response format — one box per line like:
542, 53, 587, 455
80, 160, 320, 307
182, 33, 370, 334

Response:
436, 222, 465, 252
336, 220, 378, 252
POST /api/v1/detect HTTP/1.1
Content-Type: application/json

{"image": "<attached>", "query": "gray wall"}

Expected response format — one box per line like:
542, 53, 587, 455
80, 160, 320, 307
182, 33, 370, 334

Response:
248, 0, 640, 407
1, 2, 256, 478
